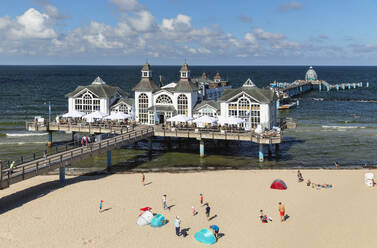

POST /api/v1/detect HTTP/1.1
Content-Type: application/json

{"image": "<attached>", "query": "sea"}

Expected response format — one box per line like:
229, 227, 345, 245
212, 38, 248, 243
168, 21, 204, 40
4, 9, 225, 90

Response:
1, 65, 377, 169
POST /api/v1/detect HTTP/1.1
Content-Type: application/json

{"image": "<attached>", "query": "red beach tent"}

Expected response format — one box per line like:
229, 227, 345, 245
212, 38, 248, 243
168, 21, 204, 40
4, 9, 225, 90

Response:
270, 179, 287, 190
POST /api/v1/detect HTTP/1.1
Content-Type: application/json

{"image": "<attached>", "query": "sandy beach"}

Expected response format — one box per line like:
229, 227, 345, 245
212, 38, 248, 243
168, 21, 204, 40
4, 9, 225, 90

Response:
1, 169, 377, 248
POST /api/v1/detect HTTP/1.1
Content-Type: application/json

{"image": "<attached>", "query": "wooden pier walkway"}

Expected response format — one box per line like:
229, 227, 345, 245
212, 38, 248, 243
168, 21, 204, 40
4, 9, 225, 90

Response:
0, 126, 153, 189
0, 122, 283, 189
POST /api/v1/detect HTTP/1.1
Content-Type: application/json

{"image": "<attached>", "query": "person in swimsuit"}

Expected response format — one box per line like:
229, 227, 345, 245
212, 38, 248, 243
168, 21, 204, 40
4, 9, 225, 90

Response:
200, 193, 203, 205
141, 173, 145, 186
278, 202, 285, 222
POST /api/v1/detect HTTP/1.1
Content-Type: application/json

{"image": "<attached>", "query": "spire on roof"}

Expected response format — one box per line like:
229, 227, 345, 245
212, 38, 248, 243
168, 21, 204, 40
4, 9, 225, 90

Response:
242, 78, 256, 87
92, 76, 106, 85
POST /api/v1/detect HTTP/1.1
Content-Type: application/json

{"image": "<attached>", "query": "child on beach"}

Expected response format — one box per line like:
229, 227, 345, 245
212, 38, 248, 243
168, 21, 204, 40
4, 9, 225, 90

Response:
297, 170, 304, 182
205, 204, 211, 220
162, 194, 168, 210
278, 202, 285, 222
141, 173, 145, 186
259, 210, 272, 223
99, 200, 103, 212
200, 194, 203, 205
192, 206, 197, 216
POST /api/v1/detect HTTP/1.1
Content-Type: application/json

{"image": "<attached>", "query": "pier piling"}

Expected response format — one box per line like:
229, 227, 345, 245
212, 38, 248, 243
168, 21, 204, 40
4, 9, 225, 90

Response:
59, 166, 65, 184
48, 131, 52, 147
107, 150, 112, 171
275, 144, 280, 157
200, 140, 205, 158
258, 144, 264, 162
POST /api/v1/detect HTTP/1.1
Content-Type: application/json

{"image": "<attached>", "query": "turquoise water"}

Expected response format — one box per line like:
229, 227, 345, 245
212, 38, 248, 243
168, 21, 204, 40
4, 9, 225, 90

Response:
0, 66, 377, 168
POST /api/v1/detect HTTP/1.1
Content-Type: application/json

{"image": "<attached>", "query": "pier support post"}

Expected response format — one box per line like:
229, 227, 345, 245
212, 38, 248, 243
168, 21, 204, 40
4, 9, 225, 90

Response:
0, 160, 3, 189
275, 144, 280, 157
268, 145, 272, 157
167, 137, 172, 150
148, 136, 153, 155
71, 131, 75, 142
200, 140, 205, 158
258, 144, 264, 162
107, 150, 112, 171
59, 166, 65, 184
48, 131, 52, 147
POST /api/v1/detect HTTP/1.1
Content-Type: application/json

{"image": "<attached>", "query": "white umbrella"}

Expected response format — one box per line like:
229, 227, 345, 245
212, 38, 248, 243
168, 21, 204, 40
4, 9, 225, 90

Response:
62, 110, 85, 118
104, 112, 131, 120
218, 116, 245, 125
83, 111, 108, 122
167, 114, 193, 123
192, 115, 218, 124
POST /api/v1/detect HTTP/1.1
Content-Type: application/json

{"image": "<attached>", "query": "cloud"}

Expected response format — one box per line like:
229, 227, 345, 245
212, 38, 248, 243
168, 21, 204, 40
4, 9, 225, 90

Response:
0, 0, 354, 64
9, 8, 57, 39
253, 28, 285, 40
278, 1, 302, 12
238, 15, 252, 23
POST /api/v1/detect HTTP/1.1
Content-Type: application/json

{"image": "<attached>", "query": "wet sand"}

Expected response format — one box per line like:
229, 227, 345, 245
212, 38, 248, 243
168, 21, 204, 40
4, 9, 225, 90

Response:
1, 169, 377, 248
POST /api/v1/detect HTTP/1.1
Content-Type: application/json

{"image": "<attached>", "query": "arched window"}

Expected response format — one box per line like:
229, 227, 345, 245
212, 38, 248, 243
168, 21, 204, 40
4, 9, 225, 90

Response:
238, 98, 250, 118
177, 94, 188, 115
75, 91, 100, 113
156, 94, 172, 104
138, 93, 148, 123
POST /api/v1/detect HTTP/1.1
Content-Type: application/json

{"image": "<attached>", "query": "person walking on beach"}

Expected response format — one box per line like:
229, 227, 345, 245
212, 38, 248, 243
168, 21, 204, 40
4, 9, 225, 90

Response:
205, 204, 211, 220
162, 194, 168, 210
200, 193, 204, 205
278, 202, 285, 222
43, 151, 47, 160
99, 200, 103, 213
141, 173, 145, 186
192, 206, 197, 216
174, 216, 181, 236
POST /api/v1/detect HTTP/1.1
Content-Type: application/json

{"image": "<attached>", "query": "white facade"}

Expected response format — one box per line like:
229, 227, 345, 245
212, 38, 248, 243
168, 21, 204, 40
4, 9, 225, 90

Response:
134, 63, 198, 125
218, 79, 276, 130
67, 77, 126, 115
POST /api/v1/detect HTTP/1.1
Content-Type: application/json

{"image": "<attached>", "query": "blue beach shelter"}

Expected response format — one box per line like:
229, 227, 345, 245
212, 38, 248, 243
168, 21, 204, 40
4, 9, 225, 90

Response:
150, 214, 166, 227
194, 228, 216, 245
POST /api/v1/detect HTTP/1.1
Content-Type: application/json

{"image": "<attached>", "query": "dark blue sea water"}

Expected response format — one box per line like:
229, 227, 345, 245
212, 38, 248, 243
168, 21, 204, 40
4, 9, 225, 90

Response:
0, 65, 377, 169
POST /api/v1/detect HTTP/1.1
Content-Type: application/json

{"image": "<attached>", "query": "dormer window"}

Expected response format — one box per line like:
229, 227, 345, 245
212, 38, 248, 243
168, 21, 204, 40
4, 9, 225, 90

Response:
143, 72, 148, 77
181, 72, 187, 78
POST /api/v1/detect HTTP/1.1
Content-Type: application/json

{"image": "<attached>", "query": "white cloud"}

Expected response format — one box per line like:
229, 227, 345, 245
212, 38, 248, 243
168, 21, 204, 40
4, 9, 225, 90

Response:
253, 28, 285, 40
9, 8, 57, 39
0, 0, 352, 64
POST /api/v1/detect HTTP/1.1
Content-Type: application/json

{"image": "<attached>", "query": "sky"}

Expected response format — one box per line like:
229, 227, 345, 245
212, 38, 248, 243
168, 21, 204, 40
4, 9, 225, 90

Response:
1, 0, 377, 65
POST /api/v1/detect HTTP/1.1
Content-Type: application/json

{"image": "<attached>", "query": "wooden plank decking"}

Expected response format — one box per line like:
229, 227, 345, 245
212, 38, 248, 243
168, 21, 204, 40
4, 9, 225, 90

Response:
0, 126, 153, 189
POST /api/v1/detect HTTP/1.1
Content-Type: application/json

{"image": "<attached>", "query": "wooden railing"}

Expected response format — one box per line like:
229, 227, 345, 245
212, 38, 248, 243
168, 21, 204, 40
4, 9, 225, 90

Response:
0, 126, 154, 189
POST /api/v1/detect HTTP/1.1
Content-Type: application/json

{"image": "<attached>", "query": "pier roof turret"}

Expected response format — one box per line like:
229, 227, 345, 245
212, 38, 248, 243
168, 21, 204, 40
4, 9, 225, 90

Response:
305, 66, 318, 81
66, 77, 127, 98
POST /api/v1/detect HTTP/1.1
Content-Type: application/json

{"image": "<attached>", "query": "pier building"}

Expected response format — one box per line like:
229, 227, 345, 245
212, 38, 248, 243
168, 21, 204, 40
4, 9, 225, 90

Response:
133, 62, 198, 125
219, 78, 277, 130
66, 76, 128, 115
